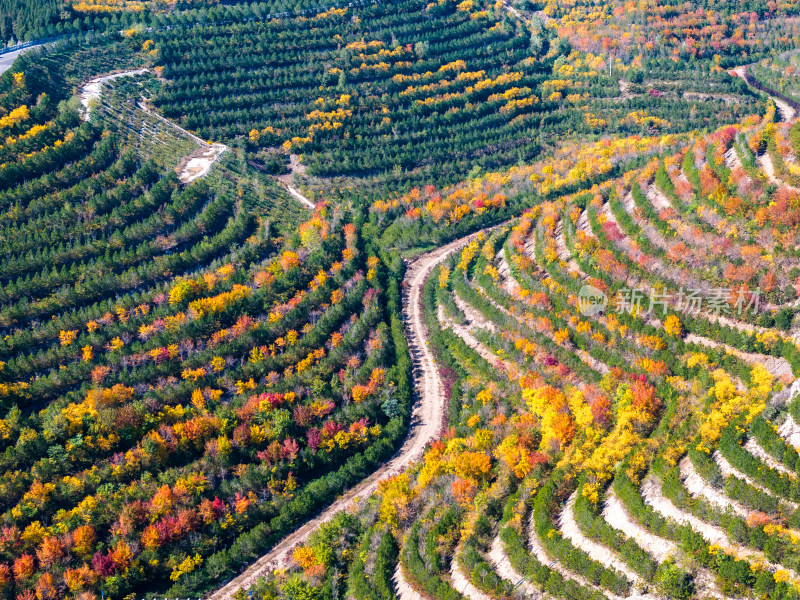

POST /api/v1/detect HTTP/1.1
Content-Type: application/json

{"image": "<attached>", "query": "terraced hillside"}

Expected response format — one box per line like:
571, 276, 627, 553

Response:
3, 1, 800, 599
227, 105, 800, 600
144, 0, 763, 198
0, 53, 420, 599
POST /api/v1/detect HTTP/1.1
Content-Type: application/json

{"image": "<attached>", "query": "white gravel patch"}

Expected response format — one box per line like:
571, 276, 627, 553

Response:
778, 414, 800, 449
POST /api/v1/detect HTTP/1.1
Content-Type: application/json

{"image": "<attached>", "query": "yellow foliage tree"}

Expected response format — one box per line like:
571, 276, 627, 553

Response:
664, 314, 682, 336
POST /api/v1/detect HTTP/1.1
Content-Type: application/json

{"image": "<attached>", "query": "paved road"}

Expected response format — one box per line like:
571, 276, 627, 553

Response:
0, 45, 39, 75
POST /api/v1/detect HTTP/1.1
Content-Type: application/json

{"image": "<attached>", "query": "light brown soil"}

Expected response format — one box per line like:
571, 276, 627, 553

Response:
684, 334, 795, 381
527, 510, 623, 600
679, 456, 749, 518
207, 231, 484, 599
641, 475, 799, 581
778, 414, 800, 448
603, 487, 731, 600
603, 487, 676, 564
394, 563, 428, 600
714, 451, 799, 511
450, 549, 493, 600
744, 438, 795, 477
487, 537, 542, 598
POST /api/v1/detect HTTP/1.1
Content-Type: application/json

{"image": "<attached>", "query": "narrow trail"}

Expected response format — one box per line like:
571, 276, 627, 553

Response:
757, 153, 800, 192
744, 438, 795, 477
641, 475, 800, 581
487, 537, 543, 598
603, 487, 676, 564
276, 154, 315, 209
450, 550, 493, 600
453, 291, 497, 333
641, 475, 734, 548
558, 491, 642, 586
527, 511, 623, 600
554, 219, 585, 278
646, 183, 673, 212
137, 98, 208, 145
603, 487, 731, 600
137, 99, 229, 183
714, 450, 800, 511
731, 65, 797, 122
496, 248, 518, 296
175, 143, 229, 183
286, 185, 316, 209
79, 69, 230, 183
207, 231, 483, 599
79, 68, 149, 118
679, 456, 749, 518
684, 334, 795, 380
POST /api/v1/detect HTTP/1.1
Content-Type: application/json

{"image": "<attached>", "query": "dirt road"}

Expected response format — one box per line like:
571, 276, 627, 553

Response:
207, 231, 486, 599
286, 185, 316, 209
731, 65, 797, 121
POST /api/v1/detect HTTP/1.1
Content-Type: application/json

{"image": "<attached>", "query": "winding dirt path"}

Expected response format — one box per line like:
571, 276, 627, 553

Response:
79, 70, 230, 184
731, 65, 797, 122
207, 232, 482, 599
79, 68, 149, 118
757, 153, 800, 193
